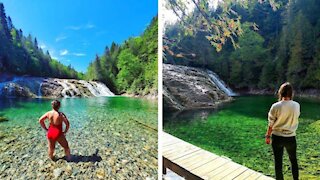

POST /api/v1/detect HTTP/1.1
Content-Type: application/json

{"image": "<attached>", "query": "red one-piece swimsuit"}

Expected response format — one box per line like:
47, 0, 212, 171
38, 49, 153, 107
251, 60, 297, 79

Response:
47, 112, 63, 141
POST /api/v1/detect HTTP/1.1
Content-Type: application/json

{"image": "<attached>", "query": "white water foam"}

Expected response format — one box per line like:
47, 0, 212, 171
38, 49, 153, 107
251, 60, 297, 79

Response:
207, 70, 237, 96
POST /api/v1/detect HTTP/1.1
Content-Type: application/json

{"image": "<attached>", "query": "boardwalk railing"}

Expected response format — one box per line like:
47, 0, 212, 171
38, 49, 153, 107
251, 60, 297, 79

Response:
162, 132, 274, 180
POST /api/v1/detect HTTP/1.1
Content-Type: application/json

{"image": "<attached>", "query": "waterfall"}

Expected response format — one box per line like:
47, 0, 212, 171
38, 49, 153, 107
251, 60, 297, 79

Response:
79, 80, 100, 96
37, 82, 42, 98
57, 80, 114, 98
57, 80, 75, 97
206, 70, 237, 96
90, 81, 114, 96
0, 75, 114, 98
79, 80, 114, 97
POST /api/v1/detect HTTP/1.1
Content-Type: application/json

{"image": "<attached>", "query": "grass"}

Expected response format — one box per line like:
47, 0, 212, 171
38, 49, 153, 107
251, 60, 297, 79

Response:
164, 96, 320, 179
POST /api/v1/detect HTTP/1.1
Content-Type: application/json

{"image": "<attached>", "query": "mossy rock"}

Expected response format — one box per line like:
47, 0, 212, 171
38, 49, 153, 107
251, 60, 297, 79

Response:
0, 116, 9, 122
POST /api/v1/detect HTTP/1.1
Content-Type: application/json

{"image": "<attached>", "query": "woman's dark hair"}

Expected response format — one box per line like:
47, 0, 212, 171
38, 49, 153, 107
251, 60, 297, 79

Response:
278, 82, 293, 101
51, 100, 61, 110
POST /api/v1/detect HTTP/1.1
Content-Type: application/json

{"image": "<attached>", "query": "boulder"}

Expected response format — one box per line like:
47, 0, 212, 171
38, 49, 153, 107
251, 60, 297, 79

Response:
0, 82, 36, 98
163, 64, 232, 112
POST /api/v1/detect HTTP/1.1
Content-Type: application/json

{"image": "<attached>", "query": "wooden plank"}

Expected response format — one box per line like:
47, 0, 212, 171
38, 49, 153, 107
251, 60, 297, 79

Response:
256, 175, 274, 180
175, 151, 218, 170
163, 157, 203, 180
162, 134, 182, 145
163, 141, 185, 152
163, 141, 192, 154
162, 135, 181, 143
162, 132, 274, 180
222, 166, 248, 179
192, 157, 230, 177
205, 162, 243, 179
163, 139, 183, 147
166, 146, 201, 160
170, 149, 206, 166
244, 171, 262, 180
186, 155, 219, 171
180, 156, 218, 175
233, 169, 256, 180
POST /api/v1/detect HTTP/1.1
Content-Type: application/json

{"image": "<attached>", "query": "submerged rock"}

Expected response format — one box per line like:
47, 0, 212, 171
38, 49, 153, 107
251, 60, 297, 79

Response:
163, 64, 232, 112
96, 168, 105, 179
53, 168, 63, 178
0, 117, 9, 123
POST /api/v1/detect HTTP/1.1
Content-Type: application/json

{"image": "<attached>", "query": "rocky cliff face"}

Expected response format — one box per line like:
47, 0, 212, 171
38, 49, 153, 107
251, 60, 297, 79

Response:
0, 75, 114, 98
163, 64, 233, 112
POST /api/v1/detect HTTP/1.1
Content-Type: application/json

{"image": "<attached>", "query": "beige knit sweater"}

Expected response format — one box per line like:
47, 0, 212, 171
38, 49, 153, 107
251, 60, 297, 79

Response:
268, 100, 300, 137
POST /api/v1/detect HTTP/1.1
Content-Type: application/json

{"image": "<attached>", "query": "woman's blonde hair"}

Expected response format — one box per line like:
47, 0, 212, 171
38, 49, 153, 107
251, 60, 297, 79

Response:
278, 82, 293, 101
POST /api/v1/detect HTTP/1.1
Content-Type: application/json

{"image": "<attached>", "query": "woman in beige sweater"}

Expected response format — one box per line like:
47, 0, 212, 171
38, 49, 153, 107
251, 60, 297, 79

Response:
265, 82, 300, 180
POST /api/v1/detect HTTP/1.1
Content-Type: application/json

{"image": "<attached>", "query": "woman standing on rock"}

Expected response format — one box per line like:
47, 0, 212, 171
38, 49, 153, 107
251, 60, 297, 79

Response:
39, 100, 71, 161
265, 82, 300, 180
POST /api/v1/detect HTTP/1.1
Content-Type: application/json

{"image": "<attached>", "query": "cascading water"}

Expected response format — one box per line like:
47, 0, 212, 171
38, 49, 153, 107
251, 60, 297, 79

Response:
206, 70, 237, 96
0, 75, 114, 98
58, 79, 114, 98
79, 80, 100, 96
37, 82, 42, 98
57, 80, 75, 97
90, 82, 114, 96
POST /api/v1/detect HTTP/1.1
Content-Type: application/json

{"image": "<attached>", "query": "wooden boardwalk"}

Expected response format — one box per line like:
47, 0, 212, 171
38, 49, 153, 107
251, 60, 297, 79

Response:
162, 132, 274, 180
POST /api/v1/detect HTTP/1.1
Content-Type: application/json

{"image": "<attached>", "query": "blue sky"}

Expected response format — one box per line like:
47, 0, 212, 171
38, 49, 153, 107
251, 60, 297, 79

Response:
1, 0, 157, 72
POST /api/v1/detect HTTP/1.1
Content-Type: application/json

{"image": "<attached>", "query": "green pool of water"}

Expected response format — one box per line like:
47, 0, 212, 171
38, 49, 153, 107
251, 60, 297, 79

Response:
164, 96, 320, 179
0, 96, 158, 179
0, 97, 157, 130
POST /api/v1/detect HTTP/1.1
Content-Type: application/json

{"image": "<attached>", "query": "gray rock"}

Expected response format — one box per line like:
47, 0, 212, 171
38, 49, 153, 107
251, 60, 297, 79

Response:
0, 75, 114, 98
53, 168, 63, 178
38, 160, 44, 166
163, 64, 232, 111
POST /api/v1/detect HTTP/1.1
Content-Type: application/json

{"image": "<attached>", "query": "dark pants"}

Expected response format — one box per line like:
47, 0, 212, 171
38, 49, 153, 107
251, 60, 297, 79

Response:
272, 134, 299, 180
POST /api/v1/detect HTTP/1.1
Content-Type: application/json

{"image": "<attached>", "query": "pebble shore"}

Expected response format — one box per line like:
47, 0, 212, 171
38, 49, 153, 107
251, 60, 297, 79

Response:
0, 108, 158, 179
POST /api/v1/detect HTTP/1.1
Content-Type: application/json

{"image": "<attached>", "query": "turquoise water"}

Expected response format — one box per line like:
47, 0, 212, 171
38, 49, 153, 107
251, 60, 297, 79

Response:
0, 97, 157, 179
164, 96, 320, 179
0, 97, 157, 130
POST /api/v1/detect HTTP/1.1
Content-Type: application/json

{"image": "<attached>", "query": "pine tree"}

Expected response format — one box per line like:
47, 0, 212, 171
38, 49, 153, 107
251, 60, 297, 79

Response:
34, 38, 38, 49
7, 16, 13, 30
0, 3, 11, 40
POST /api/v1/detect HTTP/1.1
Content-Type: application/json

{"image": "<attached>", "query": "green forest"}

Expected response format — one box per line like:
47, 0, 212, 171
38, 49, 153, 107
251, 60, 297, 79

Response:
0, 2, 157, 95
164, 0, 320, 91
86, 17, 158, 95
0, 3, 81, 79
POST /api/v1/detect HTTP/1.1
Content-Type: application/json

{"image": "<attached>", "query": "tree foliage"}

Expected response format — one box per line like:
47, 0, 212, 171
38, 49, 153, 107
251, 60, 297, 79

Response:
0, 3, 81, 79
165, 0, 281, 52
86, 16, 158, 95
165, 0, 320, 91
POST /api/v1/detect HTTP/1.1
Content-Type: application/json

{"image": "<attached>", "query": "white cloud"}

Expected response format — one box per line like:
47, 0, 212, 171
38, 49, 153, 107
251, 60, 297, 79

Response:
85, 23, 95, 29
51, 56, 59, 60
55, 35, 67, 42
66, 23, 96, 30
39, 44, 46, 49
72, 53, 86, 56
66, 26, 82, 30
60, 49, 69, 56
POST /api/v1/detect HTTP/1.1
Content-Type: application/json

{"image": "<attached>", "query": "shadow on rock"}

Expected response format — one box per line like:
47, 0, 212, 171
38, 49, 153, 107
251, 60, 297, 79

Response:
58, 149, 102, 163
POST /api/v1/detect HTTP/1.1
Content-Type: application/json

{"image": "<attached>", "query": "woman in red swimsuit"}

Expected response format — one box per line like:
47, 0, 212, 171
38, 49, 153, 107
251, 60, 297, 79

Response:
39, 100, 71, 160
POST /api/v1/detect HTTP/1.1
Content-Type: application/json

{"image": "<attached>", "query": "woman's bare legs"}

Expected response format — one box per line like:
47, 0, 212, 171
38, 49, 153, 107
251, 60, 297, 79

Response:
47, 138, 56, 160
57, 134, 71, 160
